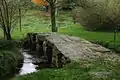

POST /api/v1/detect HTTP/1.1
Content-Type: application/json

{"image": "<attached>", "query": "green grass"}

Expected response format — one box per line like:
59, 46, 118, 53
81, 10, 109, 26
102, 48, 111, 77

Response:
12, 63, 92, 80
9, 10, 120, 52
12, 57, 120, 80
9, 10, 120, 44
58, 23, 120, 52
12, 15, 50, 39
59, 25, 120, 43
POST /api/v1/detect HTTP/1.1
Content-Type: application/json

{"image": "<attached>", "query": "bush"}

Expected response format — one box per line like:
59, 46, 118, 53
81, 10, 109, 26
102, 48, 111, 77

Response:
0, 40, 18, 50
0, 40, 23, 80
73, 0, 120, 31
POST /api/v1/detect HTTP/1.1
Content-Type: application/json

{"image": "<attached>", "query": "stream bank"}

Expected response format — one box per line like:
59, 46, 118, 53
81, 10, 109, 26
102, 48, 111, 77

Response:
0, 40, 23, 80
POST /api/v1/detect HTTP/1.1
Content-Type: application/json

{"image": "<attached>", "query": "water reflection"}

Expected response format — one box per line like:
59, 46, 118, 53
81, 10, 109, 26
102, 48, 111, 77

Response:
19, 52, 37, 75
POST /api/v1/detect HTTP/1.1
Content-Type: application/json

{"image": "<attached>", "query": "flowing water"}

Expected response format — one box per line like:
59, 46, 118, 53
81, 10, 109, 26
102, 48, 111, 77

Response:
19, 52, 38, 75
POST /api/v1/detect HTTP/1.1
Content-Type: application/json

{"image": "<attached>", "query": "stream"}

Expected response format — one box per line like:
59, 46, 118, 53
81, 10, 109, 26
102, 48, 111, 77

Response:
19, 51, 38, 75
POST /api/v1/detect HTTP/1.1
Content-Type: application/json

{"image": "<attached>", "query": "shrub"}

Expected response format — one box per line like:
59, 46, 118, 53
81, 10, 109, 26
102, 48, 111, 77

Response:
0, 40, 23, 80
73, 0, 120, 31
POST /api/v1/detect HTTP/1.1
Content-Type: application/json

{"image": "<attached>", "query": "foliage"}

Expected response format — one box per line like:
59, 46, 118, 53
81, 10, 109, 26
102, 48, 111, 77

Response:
73, 0, 120, 31
0, 40, 23, 80
32, 0, 48, 6
58, 0, 75, 10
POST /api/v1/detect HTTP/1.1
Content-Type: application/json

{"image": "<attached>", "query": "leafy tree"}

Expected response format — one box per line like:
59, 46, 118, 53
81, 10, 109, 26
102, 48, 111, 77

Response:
32, 0, 57, 32
32, 0, 76, 32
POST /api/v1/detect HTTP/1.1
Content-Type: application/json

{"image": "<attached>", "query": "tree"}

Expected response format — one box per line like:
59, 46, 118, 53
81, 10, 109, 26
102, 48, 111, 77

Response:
47, 0, 57, 32
18, 0, 32, 32
0, 0, 16, 40
0, 0, 31, 40
32, 0, 57, 32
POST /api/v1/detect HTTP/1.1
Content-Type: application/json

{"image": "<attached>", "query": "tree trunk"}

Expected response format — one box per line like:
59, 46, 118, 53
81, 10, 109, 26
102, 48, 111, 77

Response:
2, 24, 12, 40
3, 29, 11, 40
50, 4, 57, 32
2, 25, 6, 39
19, 7, 22, 32
6, 27, 12, 40
113, 26, 117, 50
6, 33, 11, 40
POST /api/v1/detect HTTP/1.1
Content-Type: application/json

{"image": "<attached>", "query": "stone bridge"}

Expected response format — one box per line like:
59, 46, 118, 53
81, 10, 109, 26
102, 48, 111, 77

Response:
22, 33, 111, 68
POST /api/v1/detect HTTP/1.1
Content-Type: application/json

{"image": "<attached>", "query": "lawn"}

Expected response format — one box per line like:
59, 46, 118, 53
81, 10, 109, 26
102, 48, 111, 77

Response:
8, 10, 120, 43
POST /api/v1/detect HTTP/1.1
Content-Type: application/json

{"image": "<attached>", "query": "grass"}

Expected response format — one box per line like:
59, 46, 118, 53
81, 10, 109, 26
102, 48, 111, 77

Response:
9, 10, 120, 52
9, 10, 120, 43
12, 56, 120, 80
12, 62, 92, 80
59, 24, 120, 43
1, 10, 120, 80
58, 23, 120, 52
